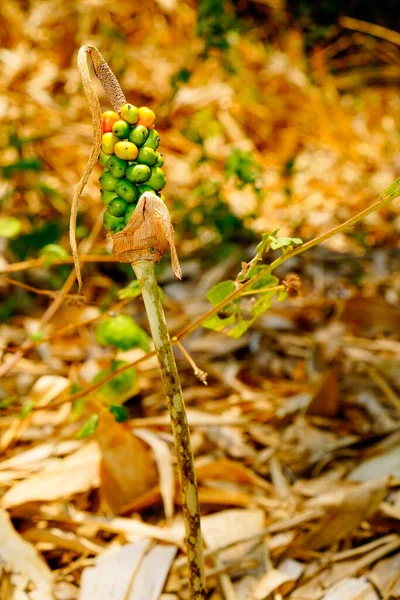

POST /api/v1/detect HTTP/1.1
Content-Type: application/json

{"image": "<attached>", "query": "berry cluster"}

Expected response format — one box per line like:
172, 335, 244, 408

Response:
98, 104, 166, 233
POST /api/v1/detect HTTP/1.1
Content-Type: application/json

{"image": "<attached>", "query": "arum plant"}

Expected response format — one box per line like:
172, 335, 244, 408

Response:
70, 46, 205, 599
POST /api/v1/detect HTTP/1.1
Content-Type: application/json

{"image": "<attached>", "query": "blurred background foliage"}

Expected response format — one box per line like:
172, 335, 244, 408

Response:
0, 0, 399, 317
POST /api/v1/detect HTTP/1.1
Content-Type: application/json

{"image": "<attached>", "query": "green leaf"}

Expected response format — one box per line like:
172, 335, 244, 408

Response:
108, 404, 129, 423
380, 176, 400, 204
39, 243, 68, 267
19, 400, 34, 419
118, 280, 142, 300
0, 217, 22, 238
71, 397, 86, 421
76, 414, 99, 439
0, 396, 18, 409
206, 280, 235, 306
269, 236, 303, 251
202, 312, 236, 332
93, 360, 137, 400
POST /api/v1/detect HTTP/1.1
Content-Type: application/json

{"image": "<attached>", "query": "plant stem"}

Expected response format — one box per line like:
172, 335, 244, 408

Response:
132, 260, 206, 600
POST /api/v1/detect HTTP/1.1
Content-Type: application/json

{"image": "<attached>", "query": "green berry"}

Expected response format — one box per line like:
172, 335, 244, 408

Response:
126, 164, 151, 183
98, 151, 109, 166
124, 204, 136, 224
128, 125, 148, 146
114, 222, 126, 233
103, 211, 125, 233
147, 166, 166, 191
137, 147, 159, 166
112, 119, 131, 139
120, 103, 139, 125
115, 179, 139, 203
100, 172, 118, 192
143, 129, 160, 150
156, 154, 164, 167
106, 155, 127, 179
101, 190, 119, 204
137, 184, 154, 195
107, 198, 128, 217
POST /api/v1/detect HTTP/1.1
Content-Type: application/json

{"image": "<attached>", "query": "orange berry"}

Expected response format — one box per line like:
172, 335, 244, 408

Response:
102, 110, 120, 133
114, 141, 139, 161
138, 107, 156, 128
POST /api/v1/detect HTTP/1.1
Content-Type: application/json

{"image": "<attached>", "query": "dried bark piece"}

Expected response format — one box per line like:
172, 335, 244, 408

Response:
111, 192, 182, 279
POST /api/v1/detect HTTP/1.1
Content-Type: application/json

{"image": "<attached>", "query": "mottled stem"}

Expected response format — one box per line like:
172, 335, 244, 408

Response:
132, 260, 206, 599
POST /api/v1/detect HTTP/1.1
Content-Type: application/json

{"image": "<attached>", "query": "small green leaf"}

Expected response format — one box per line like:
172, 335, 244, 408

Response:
202, 312, 236, 332
269, 236, 303, 251
0, 396, 18, 409
0, 217, 22, 238
93, 360, 137, 400
40, 243, 68, 267
380, 176, 400, 204
71, 397, 86, 421
76, 414, 99, 439
118, 280, 142, 300
108, 403, 129, 423
30, 331, 44, 342
19, 400, 34, 419
206, 280, 235, 306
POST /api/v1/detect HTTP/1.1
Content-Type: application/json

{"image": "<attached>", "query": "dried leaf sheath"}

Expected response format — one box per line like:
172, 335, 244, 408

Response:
112, 193, 182, 279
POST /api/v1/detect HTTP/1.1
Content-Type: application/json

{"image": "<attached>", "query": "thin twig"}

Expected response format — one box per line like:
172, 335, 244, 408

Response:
175, 339, 208, 385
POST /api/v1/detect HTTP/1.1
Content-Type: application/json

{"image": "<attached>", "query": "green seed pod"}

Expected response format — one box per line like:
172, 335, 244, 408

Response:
124, 203, 137, 224
120, 103, 139, 125
107, 198, 128, 217
100, 171, 118, 192
98, 151, 109, 166
106, 155, 127, 179
137, 147, 159, 166
112, 119, 131, 139
103, 211, 125, 233
156, 154, 164, 167
115, 179, 139, 203
128, 124, 148, 146
147, 166, 166, 191
126, 164, 151, 184
101, 190, 119, 204
142, 129, 160, 150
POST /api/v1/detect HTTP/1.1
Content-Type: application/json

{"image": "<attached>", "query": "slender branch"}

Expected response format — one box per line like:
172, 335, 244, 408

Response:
133, 260, 206, 600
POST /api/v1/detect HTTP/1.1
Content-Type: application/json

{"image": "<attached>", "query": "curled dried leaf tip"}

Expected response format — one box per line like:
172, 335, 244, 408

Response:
111, 192, 182, 280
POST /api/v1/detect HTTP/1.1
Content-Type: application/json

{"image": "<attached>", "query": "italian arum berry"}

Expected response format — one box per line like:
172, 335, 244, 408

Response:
106, 155, 127, 179
101, 132, 118, 154
137, 184, 153, 194
137, 106, 155, 128
137, 146, 158, 166
120, 103, 139, 125
126, 163, 151, 183
143, 129, 160, 150
103, 211, 125, 232
114, 141, 138, 161
107, 198, 128, 217
156, 154, 164, 167
100, 172, 118, 192
112, 119, 131, 139
128, 124, 148, 146
102, 110, 119, 133
124, 204, 136, 224
98, 151, 109, 166
115, 179, 139, 203
101, 190, 119, 204
147, 166, 166, 191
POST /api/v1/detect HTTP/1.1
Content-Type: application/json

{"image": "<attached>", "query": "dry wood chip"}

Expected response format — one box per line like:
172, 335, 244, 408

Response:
1, 441, 101, 508
0, 509, 53, 600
